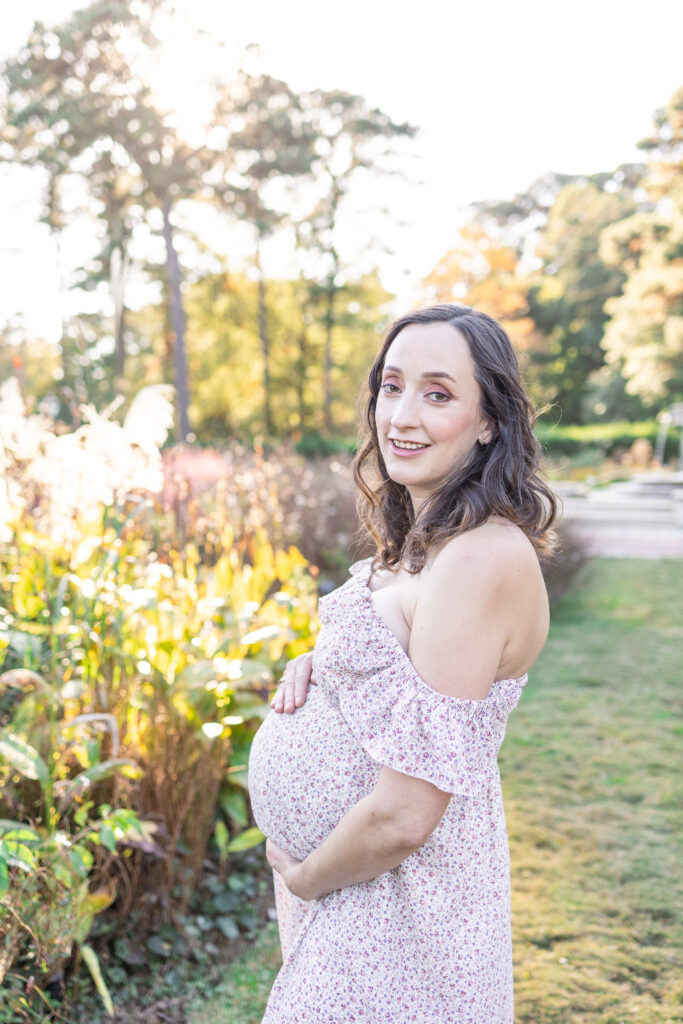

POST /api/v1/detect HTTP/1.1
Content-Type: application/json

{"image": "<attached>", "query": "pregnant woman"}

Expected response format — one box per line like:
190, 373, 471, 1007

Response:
248, 303, 556, 1023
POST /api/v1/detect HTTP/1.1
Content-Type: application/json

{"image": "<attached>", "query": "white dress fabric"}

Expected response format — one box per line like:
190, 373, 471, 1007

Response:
248, 556, 528, 1023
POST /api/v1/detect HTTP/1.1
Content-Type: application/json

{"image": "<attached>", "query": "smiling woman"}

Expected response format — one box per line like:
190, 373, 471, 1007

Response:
375, 324, 494, 509
248, 303, 557, 1023
355, 304, 557, 573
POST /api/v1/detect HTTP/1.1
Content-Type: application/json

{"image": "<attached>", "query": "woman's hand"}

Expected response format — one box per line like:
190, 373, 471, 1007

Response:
265, 838, 316, 901
264, 769, 450, 902
270, 652, 316, 714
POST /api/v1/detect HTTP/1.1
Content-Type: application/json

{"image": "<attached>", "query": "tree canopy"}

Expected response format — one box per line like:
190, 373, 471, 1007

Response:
1, 3, 681, 436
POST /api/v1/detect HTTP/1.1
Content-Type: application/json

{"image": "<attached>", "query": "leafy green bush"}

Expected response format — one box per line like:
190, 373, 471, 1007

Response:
535, 418, 681, 460
0, 384, 319, 1018
294, 434, 356, 458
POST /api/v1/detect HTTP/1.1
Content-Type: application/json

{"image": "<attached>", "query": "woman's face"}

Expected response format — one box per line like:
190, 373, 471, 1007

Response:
375, 322, 492, 513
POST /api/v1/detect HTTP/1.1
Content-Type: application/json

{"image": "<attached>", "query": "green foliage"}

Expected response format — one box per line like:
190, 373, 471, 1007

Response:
0, 338, 61, 417
294, 434, 356, 457
80, 943, 114, 1016
600, 86, 683, 405
291, 88, 416, 432
527, 177, 644, 422
420, 159, 670, 425
536, 418, 680, 458
0, 394, 319, 1016
1, 3, 681, 434
187, 920, 281, 1024
184, 270, 390, 439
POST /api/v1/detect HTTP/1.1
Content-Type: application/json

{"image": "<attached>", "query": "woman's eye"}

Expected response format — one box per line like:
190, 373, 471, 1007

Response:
428, 391, 450, 402
381, 382, 401, 394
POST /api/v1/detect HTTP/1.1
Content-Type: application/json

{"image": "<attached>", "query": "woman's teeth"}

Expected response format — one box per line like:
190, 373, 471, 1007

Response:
392, 440, 428, 450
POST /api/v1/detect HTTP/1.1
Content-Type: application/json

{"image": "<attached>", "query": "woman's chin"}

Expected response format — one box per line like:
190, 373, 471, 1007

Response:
385, 467, 434, 500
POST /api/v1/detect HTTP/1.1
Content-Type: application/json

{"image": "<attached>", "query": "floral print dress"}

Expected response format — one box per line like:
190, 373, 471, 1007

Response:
248, 557, 528, 1023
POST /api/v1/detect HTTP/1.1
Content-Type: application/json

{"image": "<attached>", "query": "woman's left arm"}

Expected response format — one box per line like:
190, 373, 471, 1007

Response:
266, 766, 451, 901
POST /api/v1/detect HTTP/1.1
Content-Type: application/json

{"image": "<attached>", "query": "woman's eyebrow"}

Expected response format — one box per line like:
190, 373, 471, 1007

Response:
383, 364, 457, 384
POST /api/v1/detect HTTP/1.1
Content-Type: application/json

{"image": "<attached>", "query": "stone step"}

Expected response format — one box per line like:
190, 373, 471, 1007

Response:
567, 523, 683, 558
559, 507, 676, 525
553, 473, 683, 502
560, 495, 673, 512
609, 482, 683, 499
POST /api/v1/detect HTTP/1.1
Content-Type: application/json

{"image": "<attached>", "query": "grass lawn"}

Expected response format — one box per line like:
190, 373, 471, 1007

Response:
187, 920, 281, 1024
189, 558, 683, 1024
505, 558, 682, 1023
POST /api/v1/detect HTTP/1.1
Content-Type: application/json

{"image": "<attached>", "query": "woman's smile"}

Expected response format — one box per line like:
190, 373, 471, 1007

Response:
389, 438, 431, 455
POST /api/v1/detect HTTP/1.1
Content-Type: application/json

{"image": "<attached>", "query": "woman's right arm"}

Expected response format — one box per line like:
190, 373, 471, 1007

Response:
270, 652, 315, 713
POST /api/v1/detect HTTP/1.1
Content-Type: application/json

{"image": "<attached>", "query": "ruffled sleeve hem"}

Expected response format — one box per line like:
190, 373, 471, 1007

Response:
348, 556, 374, 576
335, 662, 522, 796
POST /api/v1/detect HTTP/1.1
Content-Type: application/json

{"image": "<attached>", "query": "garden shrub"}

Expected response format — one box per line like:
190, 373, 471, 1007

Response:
535, 419, 681, 461
0, 384, 319, 1017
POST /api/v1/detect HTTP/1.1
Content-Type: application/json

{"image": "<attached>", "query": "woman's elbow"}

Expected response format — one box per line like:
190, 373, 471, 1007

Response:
386, 797, 451, 850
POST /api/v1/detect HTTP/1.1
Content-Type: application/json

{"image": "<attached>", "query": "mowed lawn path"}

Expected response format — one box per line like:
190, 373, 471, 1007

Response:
190, 558, 683, 1024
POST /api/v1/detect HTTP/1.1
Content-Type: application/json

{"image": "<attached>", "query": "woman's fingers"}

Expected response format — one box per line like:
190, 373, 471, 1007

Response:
270, 684, 286, 712
270, 653, 315, 714
270, 663, 296, 713
293, 653, 314, 708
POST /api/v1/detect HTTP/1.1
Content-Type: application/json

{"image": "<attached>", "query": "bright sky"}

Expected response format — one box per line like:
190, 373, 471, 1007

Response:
2, 0, 682, 342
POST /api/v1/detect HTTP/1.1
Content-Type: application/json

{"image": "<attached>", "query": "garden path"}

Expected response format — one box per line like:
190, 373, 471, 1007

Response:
555, 472, 683, 558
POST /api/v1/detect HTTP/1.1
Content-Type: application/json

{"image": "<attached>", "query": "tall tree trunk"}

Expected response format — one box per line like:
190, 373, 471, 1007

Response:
323, 274, 335, 434
111, 245, 128, 381
49, 214, 70, 398
114, 305, 126, 380
256, 242, 274, 436
297, 322, 308, 432
161, 196, 190, 442
322, 197, 340, 435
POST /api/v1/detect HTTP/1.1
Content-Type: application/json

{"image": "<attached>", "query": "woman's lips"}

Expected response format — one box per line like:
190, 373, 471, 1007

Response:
388, 439, 430, 457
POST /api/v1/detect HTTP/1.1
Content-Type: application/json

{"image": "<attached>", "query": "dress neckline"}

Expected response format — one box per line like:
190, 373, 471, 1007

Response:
348, 556, 528, 703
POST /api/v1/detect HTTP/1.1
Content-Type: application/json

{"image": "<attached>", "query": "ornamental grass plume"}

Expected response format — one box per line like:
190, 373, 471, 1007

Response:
0, 380, 174, 545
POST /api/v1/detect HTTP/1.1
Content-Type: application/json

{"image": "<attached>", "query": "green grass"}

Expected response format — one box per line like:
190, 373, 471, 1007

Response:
190, 559, 683, 1024
504, 559, 683, 1023
187, 922, 281, 1024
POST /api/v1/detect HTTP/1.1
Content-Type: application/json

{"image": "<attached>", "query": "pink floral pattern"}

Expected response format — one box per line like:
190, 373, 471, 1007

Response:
248, 557, 528, 1022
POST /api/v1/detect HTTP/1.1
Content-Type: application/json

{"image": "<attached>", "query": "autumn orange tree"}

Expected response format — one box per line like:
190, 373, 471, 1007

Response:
422, 161, 652, 422
422, 220, 538, 351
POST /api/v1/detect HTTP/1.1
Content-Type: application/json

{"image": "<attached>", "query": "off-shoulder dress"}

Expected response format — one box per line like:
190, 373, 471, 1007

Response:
247, 556, 528, 1023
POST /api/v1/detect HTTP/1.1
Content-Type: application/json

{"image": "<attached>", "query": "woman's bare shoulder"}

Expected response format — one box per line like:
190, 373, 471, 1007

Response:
426, 519, 541, 584
416, 522, 549, 679
409, 521, 547, 695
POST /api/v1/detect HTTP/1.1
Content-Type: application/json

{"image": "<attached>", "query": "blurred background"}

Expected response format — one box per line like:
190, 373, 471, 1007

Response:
1, 3, 682, 1022
2, 0, 682, 454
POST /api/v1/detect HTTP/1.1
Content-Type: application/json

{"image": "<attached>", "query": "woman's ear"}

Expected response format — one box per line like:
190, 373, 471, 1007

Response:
477, 422, 495, 446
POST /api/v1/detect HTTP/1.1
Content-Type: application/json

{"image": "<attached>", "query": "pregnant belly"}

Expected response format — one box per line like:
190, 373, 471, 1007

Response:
248, 685, 380, 860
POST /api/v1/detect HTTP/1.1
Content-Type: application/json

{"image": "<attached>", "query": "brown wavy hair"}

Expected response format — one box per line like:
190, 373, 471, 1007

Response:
353, 303, 557, 570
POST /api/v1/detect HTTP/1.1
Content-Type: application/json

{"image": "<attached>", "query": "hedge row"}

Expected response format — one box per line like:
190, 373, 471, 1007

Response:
535, 420, 681, 459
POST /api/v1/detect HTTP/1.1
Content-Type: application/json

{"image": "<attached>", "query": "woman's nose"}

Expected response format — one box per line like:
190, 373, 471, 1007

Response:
390, 392, 420, 429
